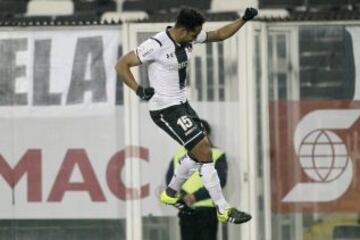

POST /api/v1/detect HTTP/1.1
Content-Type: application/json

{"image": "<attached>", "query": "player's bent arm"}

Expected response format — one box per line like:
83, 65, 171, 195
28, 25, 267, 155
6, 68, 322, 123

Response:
205, 7, 258, 42
115, 51, 142, 92
206, 18, 246, 42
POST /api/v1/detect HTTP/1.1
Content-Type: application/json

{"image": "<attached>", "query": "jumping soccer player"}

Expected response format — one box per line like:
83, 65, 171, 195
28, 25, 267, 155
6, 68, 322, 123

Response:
115, 7, 258, 224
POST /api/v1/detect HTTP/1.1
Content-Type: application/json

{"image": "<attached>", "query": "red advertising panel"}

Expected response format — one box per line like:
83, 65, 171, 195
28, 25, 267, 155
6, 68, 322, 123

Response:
270, 100, 360, 213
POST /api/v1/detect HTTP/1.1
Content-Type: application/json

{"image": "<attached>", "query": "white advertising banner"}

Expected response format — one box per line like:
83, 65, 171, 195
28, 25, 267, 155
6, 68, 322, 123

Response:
0, 28, 123, 219
0, 28, 118, 116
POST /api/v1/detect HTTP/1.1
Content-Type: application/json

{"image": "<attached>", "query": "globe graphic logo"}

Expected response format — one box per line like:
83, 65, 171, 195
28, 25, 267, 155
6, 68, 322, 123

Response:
298, 130, 349, 183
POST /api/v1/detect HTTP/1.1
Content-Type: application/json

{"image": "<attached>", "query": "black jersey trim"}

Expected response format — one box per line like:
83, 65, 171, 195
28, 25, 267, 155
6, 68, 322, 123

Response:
150, 37, 162, 47
135, 49, 142, 64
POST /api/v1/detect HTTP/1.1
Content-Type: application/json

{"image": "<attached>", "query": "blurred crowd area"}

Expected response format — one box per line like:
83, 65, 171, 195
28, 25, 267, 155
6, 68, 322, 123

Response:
0, 0, 359, 23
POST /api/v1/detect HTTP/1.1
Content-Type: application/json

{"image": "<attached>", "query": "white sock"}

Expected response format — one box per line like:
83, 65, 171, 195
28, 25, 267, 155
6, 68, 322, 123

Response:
200, 162, 229, 213
168, 154, 199, 192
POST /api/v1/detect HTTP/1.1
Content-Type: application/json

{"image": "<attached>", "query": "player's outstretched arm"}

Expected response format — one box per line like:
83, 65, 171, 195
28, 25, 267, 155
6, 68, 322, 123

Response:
115, 51, 155, 101
206, 7, 258, 42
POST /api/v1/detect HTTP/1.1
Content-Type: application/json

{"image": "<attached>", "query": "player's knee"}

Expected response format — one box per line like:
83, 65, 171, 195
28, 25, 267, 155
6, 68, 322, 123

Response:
190, 138, 212, 162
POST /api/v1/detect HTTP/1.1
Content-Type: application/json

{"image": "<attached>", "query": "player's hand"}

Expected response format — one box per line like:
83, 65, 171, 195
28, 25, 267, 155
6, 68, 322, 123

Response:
242, 7, 258, 21
136, 86, 154, 101
173, 198, 195, 216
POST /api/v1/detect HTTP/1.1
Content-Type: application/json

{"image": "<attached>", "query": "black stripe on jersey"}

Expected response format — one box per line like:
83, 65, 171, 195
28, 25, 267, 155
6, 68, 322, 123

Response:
175, 45, 187, 89
165, 27, 188, 90
150, 37, 162, 47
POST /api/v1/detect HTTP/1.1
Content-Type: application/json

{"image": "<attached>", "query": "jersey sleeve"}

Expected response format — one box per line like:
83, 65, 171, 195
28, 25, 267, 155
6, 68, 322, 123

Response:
135, 38, 161, 63
194, 30, 207, 44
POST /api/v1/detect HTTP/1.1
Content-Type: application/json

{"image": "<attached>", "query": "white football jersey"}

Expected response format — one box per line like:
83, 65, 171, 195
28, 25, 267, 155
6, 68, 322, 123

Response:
135, 26, 207, 111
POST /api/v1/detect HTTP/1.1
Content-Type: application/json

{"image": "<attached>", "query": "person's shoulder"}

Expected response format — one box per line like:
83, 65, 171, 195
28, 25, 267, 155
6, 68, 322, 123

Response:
148, 31, 169, 47
140, 34, 162, 49
175, 146, 187, 154
136, 32, 165, 60
173, 147, 187, 158
211, 147, 225, 155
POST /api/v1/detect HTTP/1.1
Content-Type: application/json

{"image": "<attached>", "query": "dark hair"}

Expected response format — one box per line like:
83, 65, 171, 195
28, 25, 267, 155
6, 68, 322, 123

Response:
175, 8, 205, 31
200, 119, 211, 135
